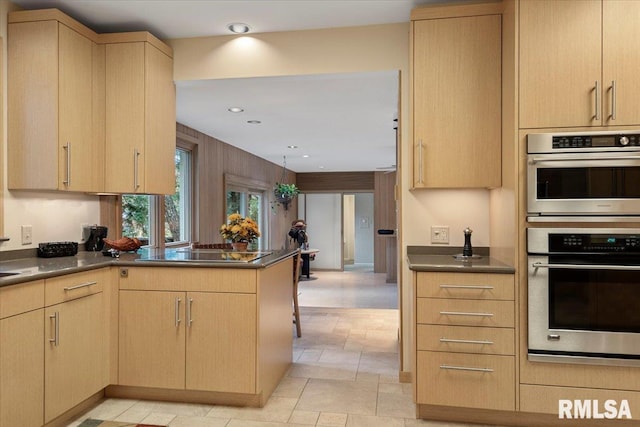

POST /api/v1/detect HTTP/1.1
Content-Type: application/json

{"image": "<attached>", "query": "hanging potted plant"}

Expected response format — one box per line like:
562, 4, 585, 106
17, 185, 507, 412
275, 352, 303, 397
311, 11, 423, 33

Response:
273, 182, 300, 210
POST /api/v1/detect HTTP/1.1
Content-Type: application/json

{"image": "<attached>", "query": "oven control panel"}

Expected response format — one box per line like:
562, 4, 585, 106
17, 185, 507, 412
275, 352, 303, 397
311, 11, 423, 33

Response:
552, 134, 640, 149
550, 234, 640, 253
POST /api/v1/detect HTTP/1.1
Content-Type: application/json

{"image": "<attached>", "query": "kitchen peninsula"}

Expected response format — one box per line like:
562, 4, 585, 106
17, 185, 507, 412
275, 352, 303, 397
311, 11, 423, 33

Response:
0, 248, 296, 427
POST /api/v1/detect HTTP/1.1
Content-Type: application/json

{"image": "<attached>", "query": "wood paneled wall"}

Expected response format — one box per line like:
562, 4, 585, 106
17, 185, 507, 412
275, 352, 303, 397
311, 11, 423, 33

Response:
297, 172, 374, 192
177, 123, 297, 248
374, 171, 397, 280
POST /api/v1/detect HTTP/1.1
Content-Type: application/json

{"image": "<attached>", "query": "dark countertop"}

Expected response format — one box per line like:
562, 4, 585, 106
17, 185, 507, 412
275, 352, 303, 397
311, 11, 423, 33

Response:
0, 247, 298, 287
407, 245, 515, 274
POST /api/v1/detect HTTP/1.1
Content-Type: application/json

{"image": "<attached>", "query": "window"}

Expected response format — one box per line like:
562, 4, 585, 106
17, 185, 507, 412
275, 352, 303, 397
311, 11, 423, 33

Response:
121, 146, 193, 247
225, 178, 267, 251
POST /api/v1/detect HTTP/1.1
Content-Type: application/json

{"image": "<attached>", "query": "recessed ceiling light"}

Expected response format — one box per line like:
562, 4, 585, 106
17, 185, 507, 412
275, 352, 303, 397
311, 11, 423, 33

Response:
302, 155, 309, 158
319, 166, 325, 169
247, 120, 261, 124
227, 23, 251, 34
228, 107, 244, 113
287, 145, 298, 149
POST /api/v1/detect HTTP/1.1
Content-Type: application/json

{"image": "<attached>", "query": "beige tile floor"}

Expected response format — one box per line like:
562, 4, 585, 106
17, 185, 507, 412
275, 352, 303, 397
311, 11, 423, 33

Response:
66, 270, 501, 427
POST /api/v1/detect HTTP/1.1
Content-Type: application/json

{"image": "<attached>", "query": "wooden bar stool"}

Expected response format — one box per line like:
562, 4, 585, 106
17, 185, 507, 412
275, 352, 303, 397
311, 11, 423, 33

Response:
293, 249, 302, 337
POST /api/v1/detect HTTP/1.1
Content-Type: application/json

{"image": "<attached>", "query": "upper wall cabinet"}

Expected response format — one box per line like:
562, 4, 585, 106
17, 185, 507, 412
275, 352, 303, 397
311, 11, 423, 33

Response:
8, 12, 105, 192
412, 4, 502, 189
103, 34, 176, 195
7, 9, 176, 195
519, 0, 640, 129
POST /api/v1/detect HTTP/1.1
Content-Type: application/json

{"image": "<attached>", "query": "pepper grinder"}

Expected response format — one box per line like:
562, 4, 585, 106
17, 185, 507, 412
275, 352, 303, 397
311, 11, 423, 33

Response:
463, 227, 473, 257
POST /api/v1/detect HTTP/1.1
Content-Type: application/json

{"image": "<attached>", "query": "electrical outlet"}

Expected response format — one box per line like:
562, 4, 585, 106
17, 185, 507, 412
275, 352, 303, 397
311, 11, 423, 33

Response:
431, 226, 449, 244
21, 225, 33, 245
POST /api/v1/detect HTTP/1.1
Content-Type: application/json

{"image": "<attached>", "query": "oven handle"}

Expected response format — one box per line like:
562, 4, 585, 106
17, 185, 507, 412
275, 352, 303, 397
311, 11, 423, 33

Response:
532, 261, 640, 271
529, 155, 640, 164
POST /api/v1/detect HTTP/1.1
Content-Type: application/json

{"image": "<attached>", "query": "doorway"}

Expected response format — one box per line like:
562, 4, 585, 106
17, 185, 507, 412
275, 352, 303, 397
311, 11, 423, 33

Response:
342, 193, 374, 272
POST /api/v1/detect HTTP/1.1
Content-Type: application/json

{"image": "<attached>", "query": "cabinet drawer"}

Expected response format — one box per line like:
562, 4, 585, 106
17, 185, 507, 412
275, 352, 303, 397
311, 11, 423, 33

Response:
45, 268, 106, 306
417, 298, 514, 327
417, 324, 514, 355
417, 351, 514, 410
0, 280, 45, 318
119, 267, 257, 293
417, 272, 513, 300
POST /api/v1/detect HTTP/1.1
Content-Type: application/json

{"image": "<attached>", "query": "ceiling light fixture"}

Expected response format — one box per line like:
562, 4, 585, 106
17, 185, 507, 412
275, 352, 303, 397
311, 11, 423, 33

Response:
287, 145, 298, 149
302, 155, 309, 158
228, 107, 244, 113
247, 120, 261, 124
227, 23, 251, 34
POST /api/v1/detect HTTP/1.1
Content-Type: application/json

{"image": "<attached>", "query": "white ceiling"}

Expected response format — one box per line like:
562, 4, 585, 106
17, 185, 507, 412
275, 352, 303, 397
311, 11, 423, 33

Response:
12, 0, 444, 172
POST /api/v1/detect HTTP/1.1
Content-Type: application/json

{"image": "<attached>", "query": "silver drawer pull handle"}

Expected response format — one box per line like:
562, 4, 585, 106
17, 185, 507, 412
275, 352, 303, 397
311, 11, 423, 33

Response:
175, 297, 182, 327
439, 338, 494, 345
440, 364, 493, 373
439, 285, 494, 290
63, 281, 97, 291
49, 312, 59, 346
439, 311, 494, 317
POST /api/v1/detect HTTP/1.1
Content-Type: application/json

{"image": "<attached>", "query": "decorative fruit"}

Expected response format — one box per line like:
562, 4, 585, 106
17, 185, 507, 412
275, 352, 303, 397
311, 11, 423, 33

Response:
103, 237, 142, 252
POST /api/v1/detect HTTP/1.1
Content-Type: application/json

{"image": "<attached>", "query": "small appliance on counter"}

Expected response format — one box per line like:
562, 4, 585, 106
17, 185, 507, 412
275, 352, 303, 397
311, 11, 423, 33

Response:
37, 242, 78, 258
84, 225, 108, 251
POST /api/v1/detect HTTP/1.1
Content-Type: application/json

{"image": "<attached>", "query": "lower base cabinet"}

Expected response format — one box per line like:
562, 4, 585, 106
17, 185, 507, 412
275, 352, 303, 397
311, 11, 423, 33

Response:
45, 292, 105, 423
119, 288, 257, 393
0, 308, 44, 427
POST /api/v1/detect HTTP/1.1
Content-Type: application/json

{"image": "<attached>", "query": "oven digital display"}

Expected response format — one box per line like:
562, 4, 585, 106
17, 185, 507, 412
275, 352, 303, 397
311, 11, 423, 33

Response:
591, 236, 617, 244
591, 136, 615, 147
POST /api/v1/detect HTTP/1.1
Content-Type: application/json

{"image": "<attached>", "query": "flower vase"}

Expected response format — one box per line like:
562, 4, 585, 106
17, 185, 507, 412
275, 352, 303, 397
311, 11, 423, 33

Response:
232, 242, 249, 252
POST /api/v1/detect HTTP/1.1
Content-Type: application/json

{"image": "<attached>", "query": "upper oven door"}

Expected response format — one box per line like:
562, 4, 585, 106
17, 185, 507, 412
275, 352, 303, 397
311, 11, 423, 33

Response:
527, 151, 640, 216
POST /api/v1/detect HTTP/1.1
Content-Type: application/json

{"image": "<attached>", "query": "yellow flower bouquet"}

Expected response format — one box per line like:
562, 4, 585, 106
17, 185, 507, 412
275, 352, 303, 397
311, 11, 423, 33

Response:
220, 213, 261, 243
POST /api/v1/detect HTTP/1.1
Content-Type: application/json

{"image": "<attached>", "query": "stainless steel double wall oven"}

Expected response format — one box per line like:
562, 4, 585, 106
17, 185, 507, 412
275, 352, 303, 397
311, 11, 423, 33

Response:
526, 131, 640, 367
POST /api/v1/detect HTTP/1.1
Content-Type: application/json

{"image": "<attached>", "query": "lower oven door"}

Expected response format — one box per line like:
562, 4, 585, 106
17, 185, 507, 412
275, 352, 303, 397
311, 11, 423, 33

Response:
528, 255, 640, 365
527, 152, 640, 216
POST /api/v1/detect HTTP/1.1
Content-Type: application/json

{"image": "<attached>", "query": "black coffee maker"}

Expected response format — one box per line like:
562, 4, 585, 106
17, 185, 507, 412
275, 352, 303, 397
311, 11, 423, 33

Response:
84, 226, 108, 251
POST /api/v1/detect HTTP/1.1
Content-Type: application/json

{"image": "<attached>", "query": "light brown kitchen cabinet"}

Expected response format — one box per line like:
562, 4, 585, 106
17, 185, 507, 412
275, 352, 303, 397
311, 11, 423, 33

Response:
118, 290, 186, 389
412, 11, 501, 188
7, 13, 104, 192
0, 280, 45, 427
519, 0, 640, 128
104, 35, 176, 194
119, 289, 256, 393
116, 263, 291, 406
118, 267, 262, 395
44, 270, 106, 423
414, 271, 515, 410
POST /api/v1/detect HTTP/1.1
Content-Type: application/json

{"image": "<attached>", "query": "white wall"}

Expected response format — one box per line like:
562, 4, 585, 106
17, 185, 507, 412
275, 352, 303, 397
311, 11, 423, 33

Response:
0, 1, 101, 252
304, 193, 342, 270
354, 193, 374, 263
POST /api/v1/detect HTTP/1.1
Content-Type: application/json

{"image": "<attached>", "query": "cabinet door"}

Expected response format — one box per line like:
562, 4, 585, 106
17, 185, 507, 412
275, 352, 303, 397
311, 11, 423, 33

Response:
105, 42, 146, 193
118, 290, 185, 389
603, 0, 640, 126
144, 44, 176, 195
0, 309, 44, 427
519, 0, 602, 128
186, 292, 257, 393
413, 14, 501, 188
8, 21, 59, 190
44, 293, 105, 423
58, 24, 97, 191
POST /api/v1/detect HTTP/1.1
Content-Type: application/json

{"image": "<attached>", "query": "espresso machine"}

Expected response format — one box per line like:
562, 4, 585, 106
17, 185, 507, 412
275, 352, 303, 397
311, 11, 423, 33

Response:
84, 225, 108, 251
